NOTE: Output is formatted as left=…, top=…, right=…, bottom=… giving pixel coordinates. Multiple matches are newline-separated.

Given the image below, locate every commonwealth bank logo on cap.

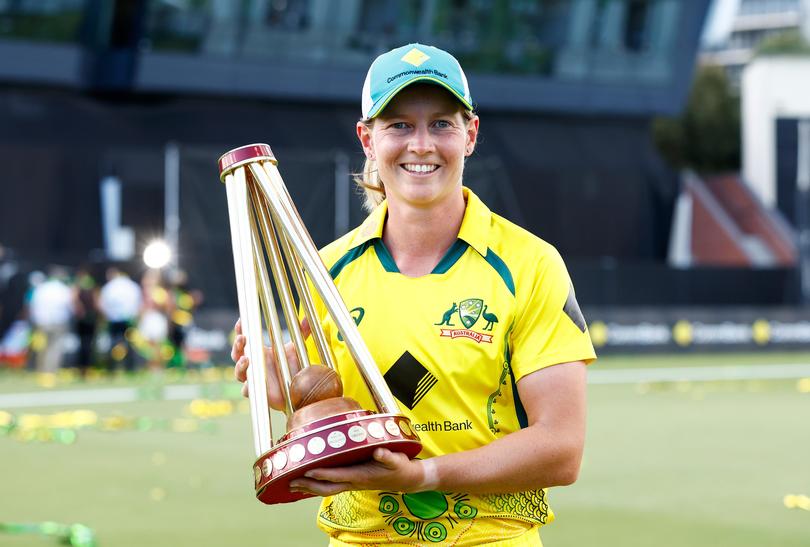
left=361, top=43, right=473, bottom=119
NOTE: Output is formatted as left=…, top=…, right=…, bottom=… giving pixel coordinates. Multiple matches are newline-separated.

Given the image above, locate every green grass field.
left=1, top=354, right=809, bottom=547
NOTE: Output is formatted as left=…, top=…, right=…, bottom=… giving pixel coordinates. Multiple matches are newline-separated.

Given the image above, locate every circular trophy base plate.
left=253, top=412, right=421, bottom=505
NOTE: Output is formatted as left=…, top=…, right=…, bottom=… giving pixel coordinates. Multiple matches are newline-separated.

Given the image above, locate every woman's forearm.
left=420, top=422, right=583, bottom=494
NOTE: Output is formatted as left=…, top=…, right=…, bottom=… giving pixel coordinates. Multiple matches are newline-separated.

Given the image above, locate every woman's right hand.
left=231, top=318, right=310, bottom=411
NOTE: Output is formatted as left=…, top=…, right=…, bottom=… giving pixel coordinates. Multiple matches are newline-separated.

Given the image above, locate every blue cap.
left=361, top=43, right=473, bottom=119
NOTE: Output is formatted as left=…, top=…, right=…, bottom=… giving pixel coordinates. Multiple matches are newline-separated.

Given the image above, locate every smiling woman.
left=232, top=43, right=596, bottom=547
left=355, top=84, right=479, bottom=277
left=355, top=87, right=478, bottom=215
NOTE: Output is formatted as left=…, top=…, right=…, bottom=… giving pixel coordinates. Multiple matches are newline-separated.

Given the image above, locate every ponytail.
left=354, top=120, right=386, bottom=212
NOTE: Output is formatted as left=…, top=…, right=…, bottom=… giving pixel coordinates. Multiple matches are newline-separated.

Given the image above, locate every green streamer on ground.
left=0, top=521, right=96, bottom=546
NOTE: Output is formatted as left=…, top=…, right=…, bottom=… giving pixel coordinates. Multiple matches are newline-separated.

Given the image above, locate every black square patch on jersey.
left=563, top=285, right=587, bottom=333
left=384, top=351, right=437, bottom=410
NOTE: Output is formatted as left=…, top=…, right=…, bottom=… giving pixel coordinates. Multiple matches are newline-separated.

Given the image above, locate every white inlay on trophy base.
left=385, top=419, right=401, bottom=436
left=327, top=430, right=346, bottom=448
left=348, top=425, right=367, bottom=443
left=289, top=444, right=306, bottom=463
left=307, top=436, right=326, bottom=455
left=272, top=451, right=287, bottom=470
left=367, top=421, right=385, bottom=439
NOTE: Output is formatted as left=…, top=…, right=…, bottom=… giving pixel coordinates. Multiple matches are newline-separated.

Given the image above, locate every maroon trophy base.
left=253, top=411, right=422, bottom=504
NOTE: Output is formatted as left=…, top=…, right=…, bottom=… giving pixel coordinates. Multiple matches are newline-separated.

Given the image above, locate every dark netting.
left=178, top=146, right=341, bottom=307
left=0, top=86, right=794, bottom=317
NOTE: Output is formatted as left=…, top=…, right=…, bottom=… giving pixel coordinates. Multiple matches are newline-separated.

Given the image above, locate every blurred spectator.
left=167, top=268, right=203, bottom=368
left=139, top=269, right=170, bottom=370
left=72, top=267, right=99, bottom=378
left=0, top=318, right=30, bottom=368
left=0, top=244, right=26, bottom=367
left=25, top=270, right=46, bottom=310
left=22, top=270, right=45, bottom=370
left=99, top=267, right=141, bottom=373
left=29, top=267, right=73, bottom=374
left=0, top=243, right=18, bottom=332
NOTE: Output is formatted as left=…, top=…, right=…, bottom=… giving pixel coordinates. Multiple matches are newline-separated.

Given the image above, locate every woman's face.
left=357, top=85, right=479, bottom=209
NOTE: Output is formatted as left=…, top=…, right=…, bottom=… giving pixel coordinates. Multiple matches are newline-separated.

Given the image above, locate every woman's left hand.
left=289, top=448, right=426, bottom=496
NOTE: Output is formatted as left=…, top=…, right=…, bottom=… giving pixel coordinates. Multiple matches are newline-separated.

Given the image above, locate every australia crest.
left=435, top=298, right=497, bottom=343
left=458, top=298, right=483, bottom=329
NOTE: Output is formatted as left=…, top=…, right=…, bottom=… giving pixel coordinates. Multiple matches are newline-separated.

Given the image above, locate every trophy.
left=218, top=144, right=421, bottom=504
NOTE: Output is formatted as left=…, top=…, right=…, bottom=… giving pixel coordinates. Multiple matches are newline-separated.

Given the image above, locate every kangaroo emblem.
left=435, top=303, right=458, bottom=326
left=481, top=305, right=499, bottom=331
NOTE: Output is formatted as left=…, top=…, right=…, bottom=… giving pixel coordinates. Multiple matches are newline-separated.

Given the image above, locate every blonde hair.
left=354, top=148, right=385, bottom=212
left=354, top=109, right=477, bottom=212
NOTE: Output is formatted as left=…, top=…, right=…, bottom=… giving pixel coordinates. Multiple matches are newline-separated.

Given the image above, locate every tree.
left=653, top=65, right=740, bottom=174
left=757, top=29, right=810, bottom=55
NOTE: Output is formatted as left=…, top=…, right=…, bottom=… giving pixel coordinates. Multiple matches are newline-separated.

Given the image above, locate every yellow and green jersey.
left=305, top=187, right=596, bottom=546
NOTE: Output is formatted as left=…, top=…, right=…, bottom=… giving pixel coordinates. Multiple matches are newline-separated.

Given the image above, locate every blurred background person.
left=28, top=266, right=73, bottom=376
left=71, top=266, right=99, bottom=379
left=139, top=268, right=170, bottom=371
left=0, top=249, right=31, bottom=369
left=98, top=267, right=141, bottom=373
left=22, top=270, right=46, bottom=371
left=167, top=268, right=203, bottom=369
left=0, top=243, right=18, bottom=331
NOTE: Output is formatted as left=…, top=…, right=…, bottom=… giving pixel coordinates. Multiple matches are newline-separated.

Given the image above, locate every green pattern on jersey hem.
left=432, top=240, right=469, bottom=274
left=376, top=491, right=478, bottom=543
left=483, top=248, right=515, bottom=296
left=319, top=492, right=364, bottom=528
left=329, top=241, right=374, bottom=280
left=480, top=490, right=550, bottom=525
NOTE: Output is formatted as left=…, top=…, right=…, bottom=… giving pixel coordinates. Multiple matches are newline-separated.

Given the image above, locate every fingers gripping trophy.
left=218, top=144, right=422, bottom=504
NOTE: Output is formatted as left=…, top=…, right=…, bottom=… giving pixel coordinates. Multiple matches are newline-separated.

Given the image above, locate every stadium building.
left=8, top=1, right=803, bottom=353
left=701, top=0, right=810, bottom=88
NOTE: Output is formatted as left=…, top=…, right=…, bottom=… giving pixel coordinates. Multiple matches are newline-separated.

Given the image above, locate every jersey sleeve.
left=509, top=245, right=596, bottom=381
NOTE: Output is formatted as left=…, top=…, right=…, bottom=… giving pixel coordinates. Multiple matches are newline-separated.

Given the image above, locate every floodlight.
left=143, top=240, right=172, bottom=269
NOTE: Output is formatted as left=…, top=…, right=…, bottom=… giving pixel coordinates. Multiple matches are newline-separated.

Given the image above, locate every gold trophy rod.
left=250, top=162, right=400, bottom=414
left=247, top=182, right=294, bottom=417
left=270, top=173, right=336, bottom=370
left=281, top=232, right=336, bottom=371
left=224, top=167, right=273, bottom=456
left=250, top=184, right=312, bottom=373
left=268, top=197, right=336, bottom=371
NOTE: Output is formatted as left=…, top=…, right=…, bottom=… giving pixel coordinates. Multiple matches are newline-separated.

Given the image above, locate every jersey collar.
left=348, top=186, right=492, bottom=256
left=456, top=187, right=491, bottom=257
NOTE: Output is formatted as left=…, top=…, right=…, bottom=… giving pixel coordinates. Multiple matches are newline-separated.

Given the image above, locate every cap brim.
left=367, top=76, right=473, bottom=119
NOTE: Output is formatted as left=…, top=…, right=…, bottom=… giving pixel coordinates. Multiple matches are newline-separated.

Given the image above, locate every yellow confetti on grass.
left=36, top=373, right=56, bottom=388
left=150, top=487, right=166, bottom=502
left=784, top=494, right=810, bottom=511
left=187, top=399, right=234, bottom=419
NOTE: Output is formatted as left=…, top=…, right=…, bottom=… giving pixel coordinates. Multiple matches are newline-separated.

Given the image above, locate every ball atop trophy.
left=218, top=144, right=421, bottom=504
